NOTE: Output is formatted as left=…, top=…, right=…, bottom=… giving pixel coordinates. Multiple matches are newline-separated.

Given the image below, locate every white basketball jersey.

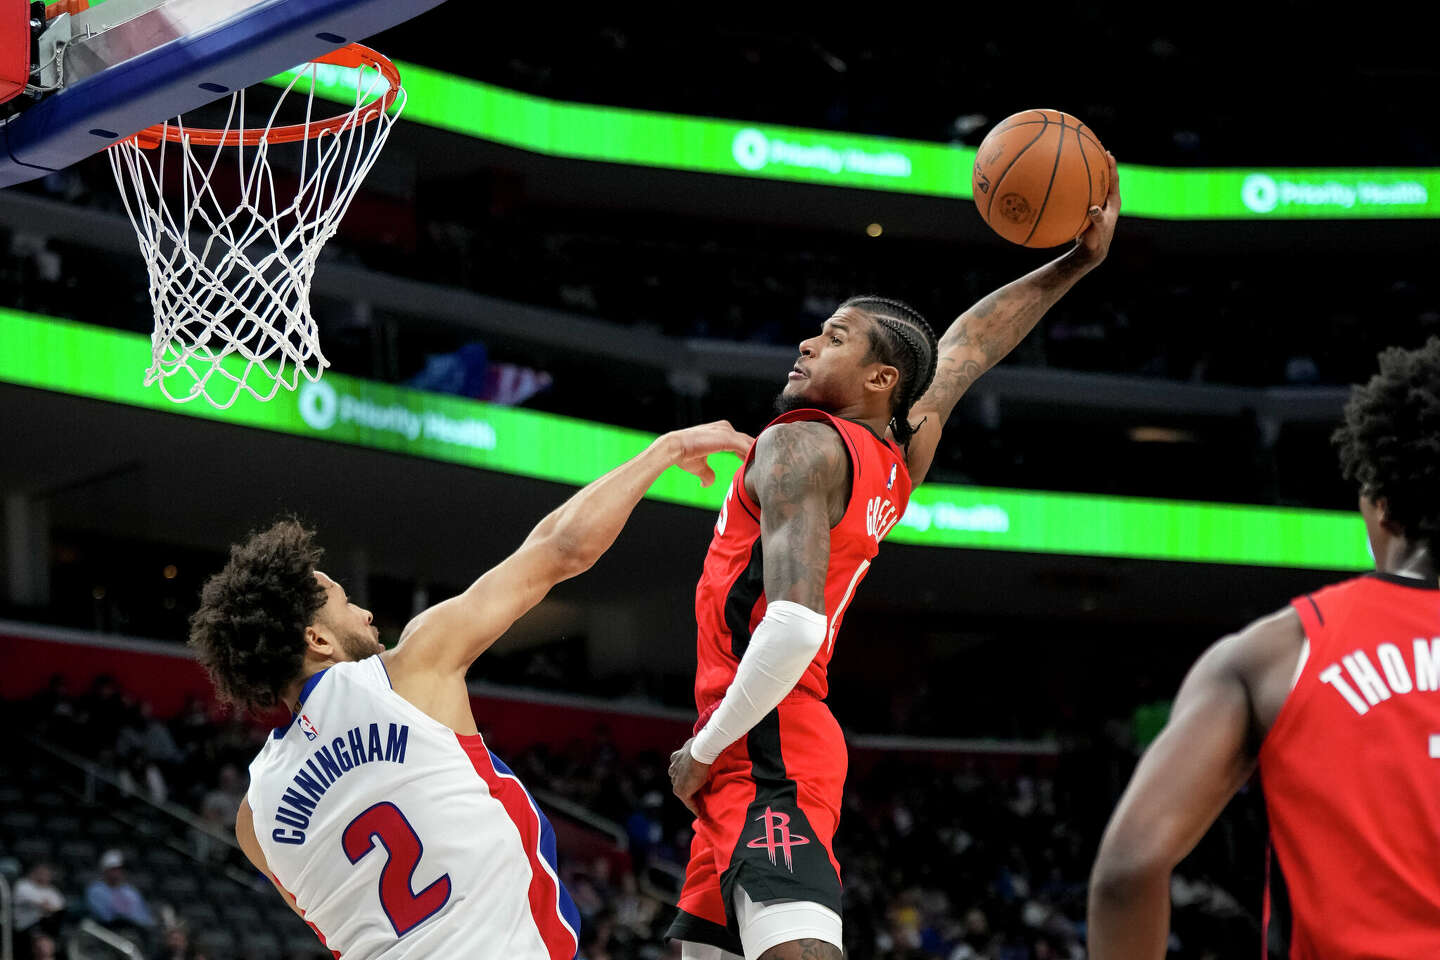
left=247, top=657, right=580, bottom=959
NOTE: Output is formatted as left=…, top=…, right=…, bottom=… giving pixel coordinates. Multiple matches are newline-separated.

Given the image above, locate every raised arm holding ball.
left=666, top=124, right=1120, bottom=960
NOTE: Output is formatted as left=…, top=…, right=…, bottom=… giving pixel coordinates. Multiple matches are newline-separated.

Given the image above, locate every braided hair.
left=1333, top=337, right=1440, bottom=559
left=841, top=296, right=939, bottom=446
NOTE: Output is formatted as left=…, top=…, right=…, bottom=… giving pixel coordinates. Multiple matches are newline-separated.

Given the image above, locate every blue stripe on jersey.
left=271, top=667, right=333, bottom=740
left=488, top=748, right=583, bottom=949
left=272, top=667, right=334, bottom=742
left=297, top=667, right=330, bottom=704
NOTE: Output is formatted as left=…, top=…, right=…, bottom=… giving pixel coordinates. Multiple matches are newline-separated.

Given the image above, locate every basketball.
left=971, top=109, right=1109, bottom=248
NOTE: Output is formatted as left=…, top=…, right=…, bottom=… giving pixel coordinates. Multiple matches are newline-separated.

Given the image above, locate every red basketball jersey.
left=1259, top=573, right=1440, bottom=958
left=693, top=409, right=912, bottom=716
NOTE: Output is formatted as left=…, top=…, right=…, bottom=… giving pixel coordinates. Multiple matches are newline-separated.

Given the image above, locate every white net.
left=108, top=50, right=406, bottom=408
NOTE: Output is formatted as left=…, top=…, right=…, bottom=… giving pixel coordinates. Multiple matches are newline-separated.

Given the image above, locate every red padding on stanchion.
left=0, top=0, right=30, bottom=106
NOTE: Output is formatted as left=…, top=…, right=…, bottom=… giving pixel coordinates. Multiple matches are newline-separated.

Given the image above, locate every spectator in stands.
left=18, top=665, right=1258, bottom=959
left=85, top=850, right=156, bottom=939
left=118, top=751, right=168, bottom=804
left=83, top=675, right=130, bottom=746
left=153, top=923, right=208, bottom=960
left=30, top=674, right=81, bottom=749
left=622, top=790, right=664, bottom=868
left=13, top=861, right=66, bottom=936
left=199, top=763, right=246, bottom=830
left=118, top=701, right=185, bottom=770
left=168, top=695, right=215, bottom=758
left=26, top=931, right=58, bottom=960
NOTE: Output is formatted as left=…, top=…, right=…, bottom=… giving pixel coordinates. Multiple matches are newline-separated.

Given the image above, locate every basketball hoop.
left=108, top=44, right=406, bottom=408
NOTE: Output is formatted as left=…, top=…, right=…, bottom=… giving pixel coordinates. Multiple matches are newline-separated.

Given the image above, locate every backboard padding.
left=0, top=0, right=444, bottom=187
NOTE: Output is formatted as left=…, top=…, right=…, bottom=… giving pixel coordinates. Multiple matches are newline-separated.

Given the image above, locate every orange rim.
left=129, top=44, right=401, bottom=149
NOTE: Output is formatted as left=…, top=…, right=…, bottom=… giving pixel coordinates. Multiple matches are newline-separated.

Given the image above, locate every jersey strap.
left=1291, top=592, right=1327, bottom=644
left=733, top=409, right=862, bottom=519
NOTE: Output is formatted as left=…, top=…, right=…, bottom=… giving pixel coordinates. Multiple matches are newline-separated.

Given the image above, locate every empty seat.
left=219, top=901, right=263, bottom=926
left=241, top=931, right=282, bottom=960
left=58, top=838, right=98, bottom=862
left=60, top=854, right=96, bottom=881
left=268, top=906, right=307, bottom=934
left=87, top=818, right=125, bottom=840
left=0, top=810, right=40, bottom=833
left=286, top=932, right=329, bottom=958
left=195, top=929, right=237, bottom=956
left=158, top=873, right=201, bottom=900
left=145, top=847, right=185, bottom=869
left=181, top=902, right=220, bottom=929
left=42, top=815, right=83, bottom=837
left=12, top=836, right=53, bottom=862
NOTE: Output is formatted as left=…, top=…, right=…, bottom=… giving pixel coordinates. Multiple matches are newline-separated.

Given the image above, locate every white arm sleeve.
left=690, top=600, right=827, bottom=764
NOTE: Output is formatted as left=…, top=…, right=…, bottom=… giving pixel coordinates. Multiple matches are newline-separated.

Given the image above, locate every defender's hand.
left=1073, top=151, right=1121, bottom=268
left=669, top=736, right=713, bottom=817
left=664, top=421, right=755, bottom=488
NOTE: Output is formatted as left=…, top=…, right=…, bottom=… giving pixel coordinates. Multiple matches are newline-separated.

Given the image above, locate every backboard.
left=0, top=0, right=446, bottom=187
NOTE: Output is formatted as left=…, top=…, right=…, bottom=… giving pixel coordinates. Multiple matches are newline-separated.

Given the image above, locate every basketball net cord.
left=109, top=61, right=406, bottom=408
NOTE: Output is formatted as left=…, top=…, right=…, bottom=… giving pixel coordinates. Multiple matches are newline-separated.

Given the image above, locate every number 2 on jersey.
left=342, top=801, right=451, bottom=937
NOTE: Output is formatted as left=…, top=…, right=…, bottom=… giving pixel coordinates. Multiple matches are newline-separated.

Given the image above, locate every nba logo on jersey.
left=298, top=714, right=319, bottom=741
left=887, top=462, right=897, bottom=490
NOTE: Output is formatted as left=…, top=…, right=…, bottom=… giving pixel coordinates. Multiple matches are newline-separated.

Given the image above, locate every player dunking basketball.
left=186, top=421, right=752, bottom=959
left=666, top=154, right=1121, bottom=960
left=1088, top=338, right=1440, bottom=958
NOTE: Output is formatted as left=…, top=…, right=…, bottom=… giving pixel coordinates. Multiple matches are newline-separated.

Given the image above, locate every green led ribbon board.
left=271, top=61, right=1440, bottom=220
left=36, top=0, right=1440, bottom=219
left=0, top=309, right=1370, bottom=570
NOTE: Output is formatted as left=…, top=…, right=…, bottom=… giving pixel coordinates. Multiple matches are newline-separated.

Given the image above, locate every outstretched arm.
left=236, top=801, right=309, bottom=924
left=1087, top=607, right=1304, bottom=959
left=905, top=153, right=1120, bottom=486
left=669, top=421, right=848, bottom=813
left=392, top=421, right=752, bottom=678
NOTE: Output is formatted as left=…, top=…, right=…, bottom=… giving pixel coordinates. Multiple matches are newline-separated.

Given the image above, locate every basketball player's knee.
left=756, top=939, right=842, bottom=960
left=733, top=886, right=843, bottom=960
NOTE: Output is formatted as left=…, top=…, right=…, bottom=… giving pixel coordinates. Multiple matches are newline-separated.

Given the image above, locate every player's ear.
left=866, top=362, right=898, bottom=395
left=303, top=623, right=335, bottom=658
left=1374, top=496, right=1402, bottom=533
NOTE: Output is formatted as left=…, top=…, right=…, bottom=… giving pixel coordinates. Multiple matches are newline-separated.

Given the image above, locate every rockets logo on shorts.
left=745, top=806, right=810, bottom=872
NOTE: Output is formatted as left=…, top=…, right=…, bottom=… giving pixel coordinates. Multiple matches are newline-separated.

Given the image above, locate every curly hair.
left=188, top=520, right=328, bottom=712
left=1333, top=337, right=1440, bottom=558
left=841, top=295, right=939, bottom=447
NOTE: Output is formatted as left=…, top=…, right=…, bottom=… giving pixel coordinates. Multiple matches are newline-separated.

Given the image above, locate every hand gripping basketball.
left=972, top=109, right=1112, bottom=249
left=1073, top=151, right=1121, bottom=267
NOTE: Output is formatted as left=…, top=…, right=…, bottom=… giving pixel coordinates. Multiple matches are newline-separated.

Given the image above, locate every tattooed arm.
left=669, top=421, right=848, bottom=812
left=747, top=420, right=850, bottom=607
left=904, top=152, right=1122, bottom=486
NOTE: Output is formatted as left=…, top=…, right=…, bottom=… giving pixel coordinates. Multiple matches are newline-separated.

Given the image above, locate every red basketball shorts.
left=666, top=698, right=847, bottom=954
